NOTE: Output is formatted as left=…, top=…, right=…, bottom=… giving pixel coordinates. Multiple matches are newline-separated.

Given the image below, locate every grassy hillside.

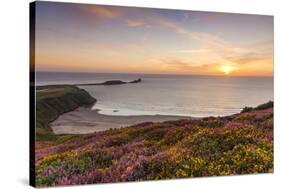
left=35, top=102, right=273, bottom=187
left=36, top=85, right=96, bottom=140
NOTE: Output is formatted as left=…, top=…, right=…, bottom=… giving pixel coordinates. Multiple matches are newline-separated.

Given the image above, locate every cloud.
left=78, top=5, right=273, bottom=75
left=152, top=18, right=188, bottom=34
left=80, top=5, right=272, bottom=63
left=178, top=48, right=211, bottom=54
left=80, top=5, right=122, bottom=19
left=127, top=19, right=146, bottom=27
left=160, top=58, right=194, bottom=69
left=222, top=40, right=273, bottom=66
left=225, top=52, right=271, bottom=65
left=125, top=15, right=244, bottom=58
left=247, top=40, right=273, bottom=53
left=79, top=5, right=237, bottom=57
left=147, top=56, right=219, bottom=75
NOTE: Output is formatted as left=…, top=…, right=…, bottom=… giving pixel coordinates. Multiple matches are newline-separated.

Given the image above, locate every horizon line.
left=35, top=70, right=273, bottom=78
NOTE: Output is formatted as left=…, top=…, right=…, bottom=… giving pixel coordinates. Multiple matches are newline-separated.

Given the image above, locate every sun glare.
left=220, top=65, right=235, bottom=75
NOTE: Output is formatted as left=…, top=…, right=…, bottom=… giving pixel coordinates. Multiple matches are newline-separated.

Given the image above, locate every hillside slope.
left=35, top=102, right=273, bottom=187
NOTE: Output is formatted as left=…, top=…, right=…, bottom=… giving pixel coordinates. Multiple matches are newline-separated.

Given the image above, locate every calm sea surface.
left=36, top=72, right=273, bottom=117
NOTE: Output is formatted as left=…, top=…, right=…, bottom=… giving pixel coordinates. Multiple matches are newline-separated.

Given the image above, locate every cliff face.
left=35, top=85, right=96, bottom=140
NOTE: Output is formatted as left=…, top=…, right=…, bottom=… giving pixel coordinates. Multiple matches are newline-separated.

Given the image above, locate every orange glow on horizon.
left=219, top=64, right=236, bottom=75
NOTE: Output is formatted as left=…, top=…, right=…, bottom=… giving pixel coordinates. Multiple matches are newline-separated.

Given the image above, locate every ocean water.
left=36, top=72, right=273, bottom=117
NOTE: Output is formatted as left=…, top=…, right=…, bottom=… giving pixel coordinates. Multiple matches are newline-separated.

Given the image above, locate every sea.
left=36, top=72, right=273, bottom=117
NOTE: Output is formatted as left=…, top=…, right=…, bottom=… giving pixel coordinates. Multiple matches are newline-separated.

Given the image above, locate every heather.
left=35, top=103, right=273, bottom=187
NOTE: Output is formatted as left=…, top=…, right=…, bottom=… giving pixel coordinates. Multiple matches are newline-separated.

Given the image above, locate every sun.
left=220, top=65, right=235, bottom=75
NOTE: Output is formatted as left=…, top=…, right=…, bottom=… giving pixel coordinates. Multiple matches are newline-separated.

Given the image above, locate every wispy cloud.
left=80, top=5, right=122, bottom=19
left=76, top=4, right=272, bottom=76
left=178, top=48, right=211, bottom=54
left=80, top=4, right=233, bottom=54
left=127, top=19, right=146, bottom=27
left=147, top=56, right=220, bottom=75
left=123, top=14, right=246, bottom=59
left=225, top=52, right=272, bottom=65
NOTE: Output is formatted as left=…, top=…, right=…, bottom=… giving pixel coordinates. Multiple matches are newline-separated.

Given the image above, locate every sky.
left=35, top=1, right=273, bottom=76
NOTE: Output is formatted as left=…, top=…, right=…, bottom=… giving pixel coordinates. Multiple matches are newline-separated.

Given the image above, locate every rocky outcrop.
left=129, top=78, right=142, bottom=84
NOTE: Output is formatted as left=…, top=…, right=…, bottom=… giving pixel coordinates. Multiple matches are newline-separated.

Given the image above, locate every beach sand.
left=51, top=107, right=190, bottom=134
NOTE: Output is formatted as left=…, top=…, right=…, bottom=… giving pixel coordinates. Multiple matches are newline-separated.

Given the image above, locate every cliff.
left=36, top=85, right=96, bottom=140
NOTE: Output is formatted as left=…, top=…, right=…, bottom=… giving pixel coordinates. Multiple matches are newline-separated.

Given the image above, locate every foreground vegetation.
left=35, top=101, right=273, bottom=187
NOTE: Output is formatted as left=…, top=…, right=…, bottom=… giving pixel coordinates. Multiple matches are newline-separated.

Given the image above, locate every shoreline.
left=36, top=84, right=273, bottom=136
left=51, top=107, right=192, bottom=134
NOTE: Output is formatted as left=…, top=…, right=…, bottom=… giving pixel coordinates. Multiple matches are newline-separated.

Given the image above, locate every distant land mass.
left=76, top=78, right=142, bottom=86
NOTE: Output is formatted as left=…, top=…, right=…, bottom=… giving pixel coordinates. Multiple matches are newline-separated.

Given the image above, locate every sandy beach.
left=51, top=107, right=191, bottom=134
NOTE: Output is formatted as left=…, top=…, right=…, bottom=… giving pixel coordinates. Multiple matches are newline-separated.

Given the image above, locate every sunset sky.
left=35, top=1, right=273, bottom=76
